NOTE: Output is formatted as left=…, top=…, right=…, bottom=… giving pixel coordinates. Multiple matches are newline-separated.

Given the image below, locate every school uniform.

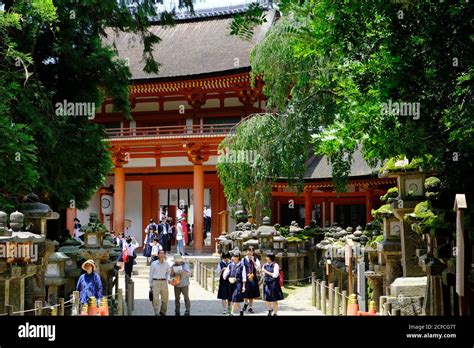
left=158, top=222, right=171, bottom=252
left=223, top=260, right=246, bottom=303
left=123, top=240, right=139, bottom=278
left=263, top=262, right=284, bottom=302
left=242, top=256, right=261, bottom=299
left=150, top=243, right=163, bottom=262
left=143, top=232, right=158, bottom=257
left=216, top=260, right=232, bottom=301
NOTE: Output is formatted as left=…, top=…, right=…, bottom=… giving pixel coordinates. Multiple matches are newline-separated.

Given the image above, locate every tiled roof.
left=104, top=10, right=276, bottom=80
left=304, top=148, right=380, bottom=180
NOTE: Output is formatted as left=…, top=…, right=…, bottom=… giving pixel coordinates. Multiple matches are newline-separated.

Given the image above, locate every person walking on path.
left=242, top=246, right=261, bottom=314
left=150, top=237, right=163, bottom=262
left=216, top=251, right=232, bottom=314
left=223, top=250, right=246, bottom=316
left=149, top=250, right=170, bottom=316
left=170, top=254, right=191, bottom=316
left=261, top=253, right=284, bottom=316
left=158, top=216, right=171, bottom=253
left=180, top=213, right=189, bottom=249
left=123, top=236, right=139, bottom=280
left=143, top=225, right=158, bottom=264
left=175, top=219, right=186, bottom=255
left=76, top=260, right=103, bottom=305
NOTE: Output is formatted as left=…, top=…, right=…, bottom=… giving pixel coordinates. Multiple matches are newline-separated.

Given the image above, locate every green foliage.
left=0, top=0, right=192, bottom=212
left=380, top=187, right=399, bottom=203
left=405, top=201, right=451, bottom=235
left=380, top=156, right=426, bottom=173
left=229, top=3, right=267, bottom=41
left=368, top=235, right=384, bottom=249
left=238, top=1, right=473, bottom=198
left=371, top=204, right=394, bottom=220
left=217, top=114, right=306, bottom=225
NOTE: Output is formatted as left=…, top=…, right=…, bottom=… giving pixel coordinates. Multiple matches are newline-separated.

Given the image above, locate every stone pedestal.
left=287, top=255, right=298, bottom=286
left=0, top=280, right=10, bottom=314
left=384, top=253, right=403, bottom=295
left=380, top=295, right=424, bottom=316
left=390, top=276, right=427, bottom=297
left=365, top=272, right=383, bottom=312
left=297, top=253, right=306, bottom=281
left=399, top=220, right=425, bottom=276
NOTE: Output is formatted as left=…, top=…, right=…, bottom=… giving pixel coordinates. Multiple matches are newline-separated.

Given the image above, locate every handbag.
left=170, top=275, right=181, bottom=286
left=122, top=248, right=129, bottom=263
left=149, top=288, right=153, bottom=302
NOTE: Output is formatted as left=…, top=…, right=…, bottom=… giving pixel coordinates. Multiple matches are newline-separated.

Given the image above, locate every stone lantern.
left=0, top=210, right=45, bottom=315
left=45, top=252, right=71, bottom=305
left=84, top=231, right=104, bottom=248
left=0, top=211, right=11, bottom=237
left=273, top=235, right=286, bottom=251
left=9, top=211, right=23, bottom=232
left=46, top=252, right=70, bottom=278
left=255, top=217, right=277, bottom=251
left=81, top=213, right=106, bottom=249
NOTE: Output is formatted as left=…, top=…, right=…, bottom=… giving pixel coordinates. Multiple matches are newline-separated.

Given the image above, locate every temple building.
left=72, top=1, right=393, bottom=253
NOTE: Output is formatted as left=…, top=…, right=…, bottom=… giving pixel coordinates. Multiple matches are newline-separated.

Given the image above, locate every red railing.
left=105, top=123, right=236, bottom=138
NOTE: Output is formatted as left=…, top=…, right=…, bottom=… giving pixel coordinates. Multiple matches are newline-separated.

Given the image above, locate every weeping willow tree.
left=217, top=114, right=307, bottom=226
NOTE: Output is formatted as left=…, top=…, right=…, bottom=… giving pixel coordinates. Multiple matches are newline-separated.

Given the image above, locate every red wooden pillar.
left=304, top=189, right=312, bottom=227
left=365, top=188, right=374, bottom=224
left=193, top=163, right=204, bottom=253
left=142, top=179, right=152, bottom=244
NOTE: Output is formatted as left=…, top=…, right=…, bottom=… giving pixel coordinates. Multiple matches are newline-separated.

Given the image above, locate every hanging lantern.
left=101, top=194, right=113, bottom=215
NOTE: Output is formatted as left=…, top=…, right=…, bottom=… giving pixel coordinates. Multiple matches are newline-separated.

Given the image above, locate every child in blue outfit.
left=223, top=250, right=247, bottom=316
left=261, top=253, right=284, bottom=316
left=216, top=251, right=232, bottom=314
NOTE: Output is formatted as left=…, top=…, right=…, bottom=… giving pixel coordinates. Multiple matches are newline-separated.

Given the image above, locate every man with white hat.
left=170, top=254, right=191, bottom=316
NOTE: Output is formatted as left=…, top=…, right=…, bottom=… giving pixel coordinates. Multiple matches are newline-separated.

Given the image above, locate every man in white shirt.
left=149, top=250, right=170, bottom=316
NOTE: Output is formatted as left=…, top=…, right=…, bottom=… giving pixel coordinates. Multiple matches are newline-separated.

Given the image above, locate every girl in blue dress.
left=242, top=246, right=261, bottom=314
left=261, top=253, right=284, bottom=316
left=143, top=225, right=158, bottom=259
left=76, top=259, right=103, bottom=305
left=223, top=250, right=247, bottom=316
left=216, top=251, right=232, bottom=314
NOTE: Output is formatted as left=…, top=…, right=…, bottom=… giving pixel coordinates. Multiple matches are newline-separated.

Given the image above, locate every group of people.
left=75, top=226, right=284, bottom=316
left=143, top=216, right=190, bottom=263
left=149, top=251, right=191, bottom=316
left=217, top=246, right=284, bottom=316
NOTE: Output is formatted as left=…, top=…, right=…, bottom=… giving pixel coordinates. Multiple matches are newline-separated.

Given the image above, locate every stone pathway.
left=119, top=257, right=322, bottom=316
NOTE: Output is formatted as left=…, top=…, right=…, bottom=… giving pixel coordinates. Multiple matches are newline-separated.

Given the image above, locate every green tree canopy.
left=0, top=0, right=193, bottom=212
left=233, top=0, right=473, bottom=201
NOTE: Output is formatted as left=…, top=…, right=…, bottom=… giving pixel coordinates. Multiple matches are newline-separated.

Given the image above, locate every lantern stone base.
left=380, top=295, right=424, bottom=316
left=390, top=276, right=427, bottom=297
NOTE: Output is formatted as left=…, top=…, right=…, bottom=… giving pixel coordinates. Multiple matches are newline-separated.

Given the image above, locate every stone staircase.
left=133, top=256, right=150, bottom=279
